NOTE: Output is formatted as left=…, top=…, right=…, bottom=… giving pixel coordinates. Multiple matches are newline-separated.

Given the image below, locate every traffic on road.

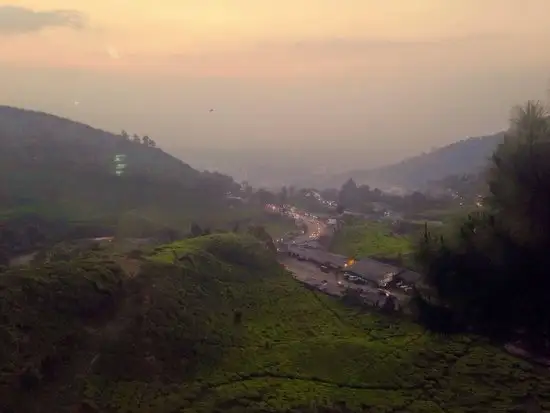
left=272, top=204, right=418, bottom=310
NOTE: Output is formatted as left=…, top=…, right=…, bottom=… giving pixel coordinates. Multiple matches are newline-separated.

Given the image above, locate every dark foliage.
left=415, top=101, right=550, bottom=352
left=0, top=256, right=125, bottom=409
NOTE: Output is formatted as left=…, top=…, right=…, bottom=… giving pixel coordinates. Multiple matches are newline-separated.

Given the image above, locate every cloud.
left=0, top=5, right=87, bottom=35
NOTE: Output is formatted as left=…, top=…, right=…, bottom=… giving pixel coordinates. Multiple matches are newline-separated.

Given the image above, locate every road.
left=276, top=206, right=412, bottom=309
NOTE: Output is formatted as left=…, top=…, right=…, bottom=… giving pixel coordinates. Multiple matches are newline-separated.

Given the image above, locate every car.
left=320, top=265, right=330, bottom=273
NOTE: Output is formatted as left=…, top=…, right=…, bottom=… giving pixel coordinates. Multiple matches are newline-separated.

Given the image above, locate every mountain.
left=325, top=132, right=505, bottom=190
left=2, top=233, right=549, bottom=412
left=0, top=106, right=239, bottom=252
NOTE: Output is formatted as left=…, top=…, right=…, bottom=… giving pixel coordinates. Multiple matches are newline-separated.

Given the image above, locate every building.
left=344, top=259, right=401, bottom=287
left=287, top=246, right=348, bottom=268
left=395, top=270, right=422, bottom=286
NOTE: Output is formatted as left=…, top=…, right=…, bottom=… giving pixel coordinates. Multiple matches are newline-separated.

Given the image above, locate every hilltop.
left=0, top=106, right=247, bottom=257
left=2, top=233, right=550, bottom=412
left=0, top=106, right=204, bottom=185
left=325, top=132, right=504, bottom=190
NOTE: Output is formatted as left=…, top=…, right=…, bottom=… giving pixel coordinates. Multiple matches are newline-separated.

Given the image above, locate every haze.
left=2, top=0, right=550, bottom=185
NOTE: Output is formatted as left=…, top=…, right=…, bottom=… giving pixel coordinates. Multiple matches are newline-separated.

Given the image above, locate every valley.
left=2, top=98, right=550, bottom=413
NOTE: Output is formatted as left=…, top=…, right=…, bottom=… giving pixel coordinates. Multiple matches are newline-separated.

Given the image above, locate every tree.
left=132, top=134, right=141, bottom=144
left=190, top=222, right=203, bottom=238
left=247, top=225, right=276, bottom=254
left=487, top=100, right=550, bottom=246
left=120, top=130, right=130, bottom=140
left=416, top=99, right=550, bottom=351
left=140, top=135, right=157, bottom=147
left=288, top=186, right=296, bottom=199
left=254, top=189, right=276, bottom=206
left=279, top=186, right=288, bottom=205
left=241, top=181, right=253, bottom=198
left=338, top=178, right=357, bottom=205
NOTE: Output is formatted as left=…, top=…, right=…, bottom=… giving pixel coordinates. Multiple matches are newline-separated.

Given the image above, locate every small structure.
left=287, top=246, right=348, bottom=269
left=344, top=259, right=401, bottom=287
left=396, top=270, right=422, bottom=285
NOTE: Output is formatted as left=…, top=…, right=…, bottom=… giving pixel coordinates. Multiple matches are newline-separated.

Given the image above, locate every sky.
left=2, top=0, right=550, bottom=179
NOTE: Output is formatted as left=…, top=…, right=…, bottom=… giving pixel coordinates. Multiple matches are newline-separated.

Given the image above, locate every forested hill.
left=0, top=106, right=239, bottom=251
left=328, top=132, right=504, bottom=190
left=0, top=105, right=204, bottom=184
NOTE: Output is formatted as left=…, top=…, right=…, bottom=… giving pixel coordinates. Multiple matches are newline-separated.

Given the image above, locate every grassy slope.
left=330, top=222, right=413, bottom=261
left=260, top=215, right=297, bottom=239
left=2, top=234, right=550, bottom=412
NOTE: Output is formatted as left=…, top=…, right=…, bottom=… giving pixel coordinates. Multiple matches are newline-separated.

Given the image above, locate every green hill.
left=2, top=233, right=550, bottom=412
left=0, top=106, right=249, bottom=261
left=0, top=106, right=237, bottom=218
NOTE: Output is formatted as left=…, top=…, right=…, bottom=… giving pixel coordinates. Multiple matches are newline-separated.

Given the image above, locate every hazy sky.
left=2, top=0, right=550, bottom=172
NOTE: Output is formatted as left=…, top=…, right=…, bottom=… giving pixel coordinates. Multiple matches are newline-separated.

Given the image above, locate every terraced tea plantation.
left=3, top=234, right=550, bottom=412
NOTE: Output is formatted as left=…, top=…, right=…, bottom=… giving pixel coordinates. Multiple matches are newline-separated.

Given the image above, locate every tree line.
left=120, top=130, right=157, bottom=147
left=414, top=100, right=550, bottom=353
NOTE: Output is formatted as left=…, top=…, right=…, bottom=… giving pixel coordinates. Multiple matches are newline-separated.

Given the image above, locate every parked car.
left=320, top=265, right=330, bottom=273
left=343, top=272, right=354, bottom=280
left=351, top=277, right=366, bottom=285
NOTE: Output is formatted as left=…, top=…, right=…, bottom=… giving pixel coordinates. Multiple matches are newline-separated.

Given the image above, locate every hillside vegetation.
left=0, top=106, right=266, bottom=262
left=0, top=106, right=236, bottom=220
left=330, top=221, right=413, bottom=262
left=2, top=233, right=550, bottom=412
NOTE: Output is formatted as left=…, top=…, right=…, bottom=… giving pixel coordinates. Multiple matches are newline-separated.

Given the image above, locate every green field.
left=407, top=206, right=477, bottom=224
left=330, top=221, right=414, bottom=262
left=4, top=234, right=550, bottom=412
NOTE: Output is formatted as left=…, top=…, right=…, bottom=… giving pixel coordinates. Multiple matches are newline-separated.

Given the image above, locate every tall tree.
left=416, top=99, right=550, bottom=350
left=338, top=178, right=358, bottom=207
left=247, top=225, right=276, bottom=254
left=279, top=186, right=288, bottom=205
left=190, top=222, right=203, bottom=238
left=487, top=100, right=550, bottom=246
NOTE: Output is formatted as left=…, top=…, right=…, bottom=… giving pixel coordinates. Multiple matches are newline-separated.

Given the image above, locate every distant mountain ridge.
left=326, top=132, right=505, bottom=190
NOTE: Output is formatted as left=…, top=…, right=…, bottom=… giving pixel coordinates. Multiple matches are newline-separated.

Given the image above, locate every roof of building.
left=346, top=259, right=400, bottom=285
left=287, top=246, right=348, bottom=267
left=396, top=270, right=422, bottom=284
